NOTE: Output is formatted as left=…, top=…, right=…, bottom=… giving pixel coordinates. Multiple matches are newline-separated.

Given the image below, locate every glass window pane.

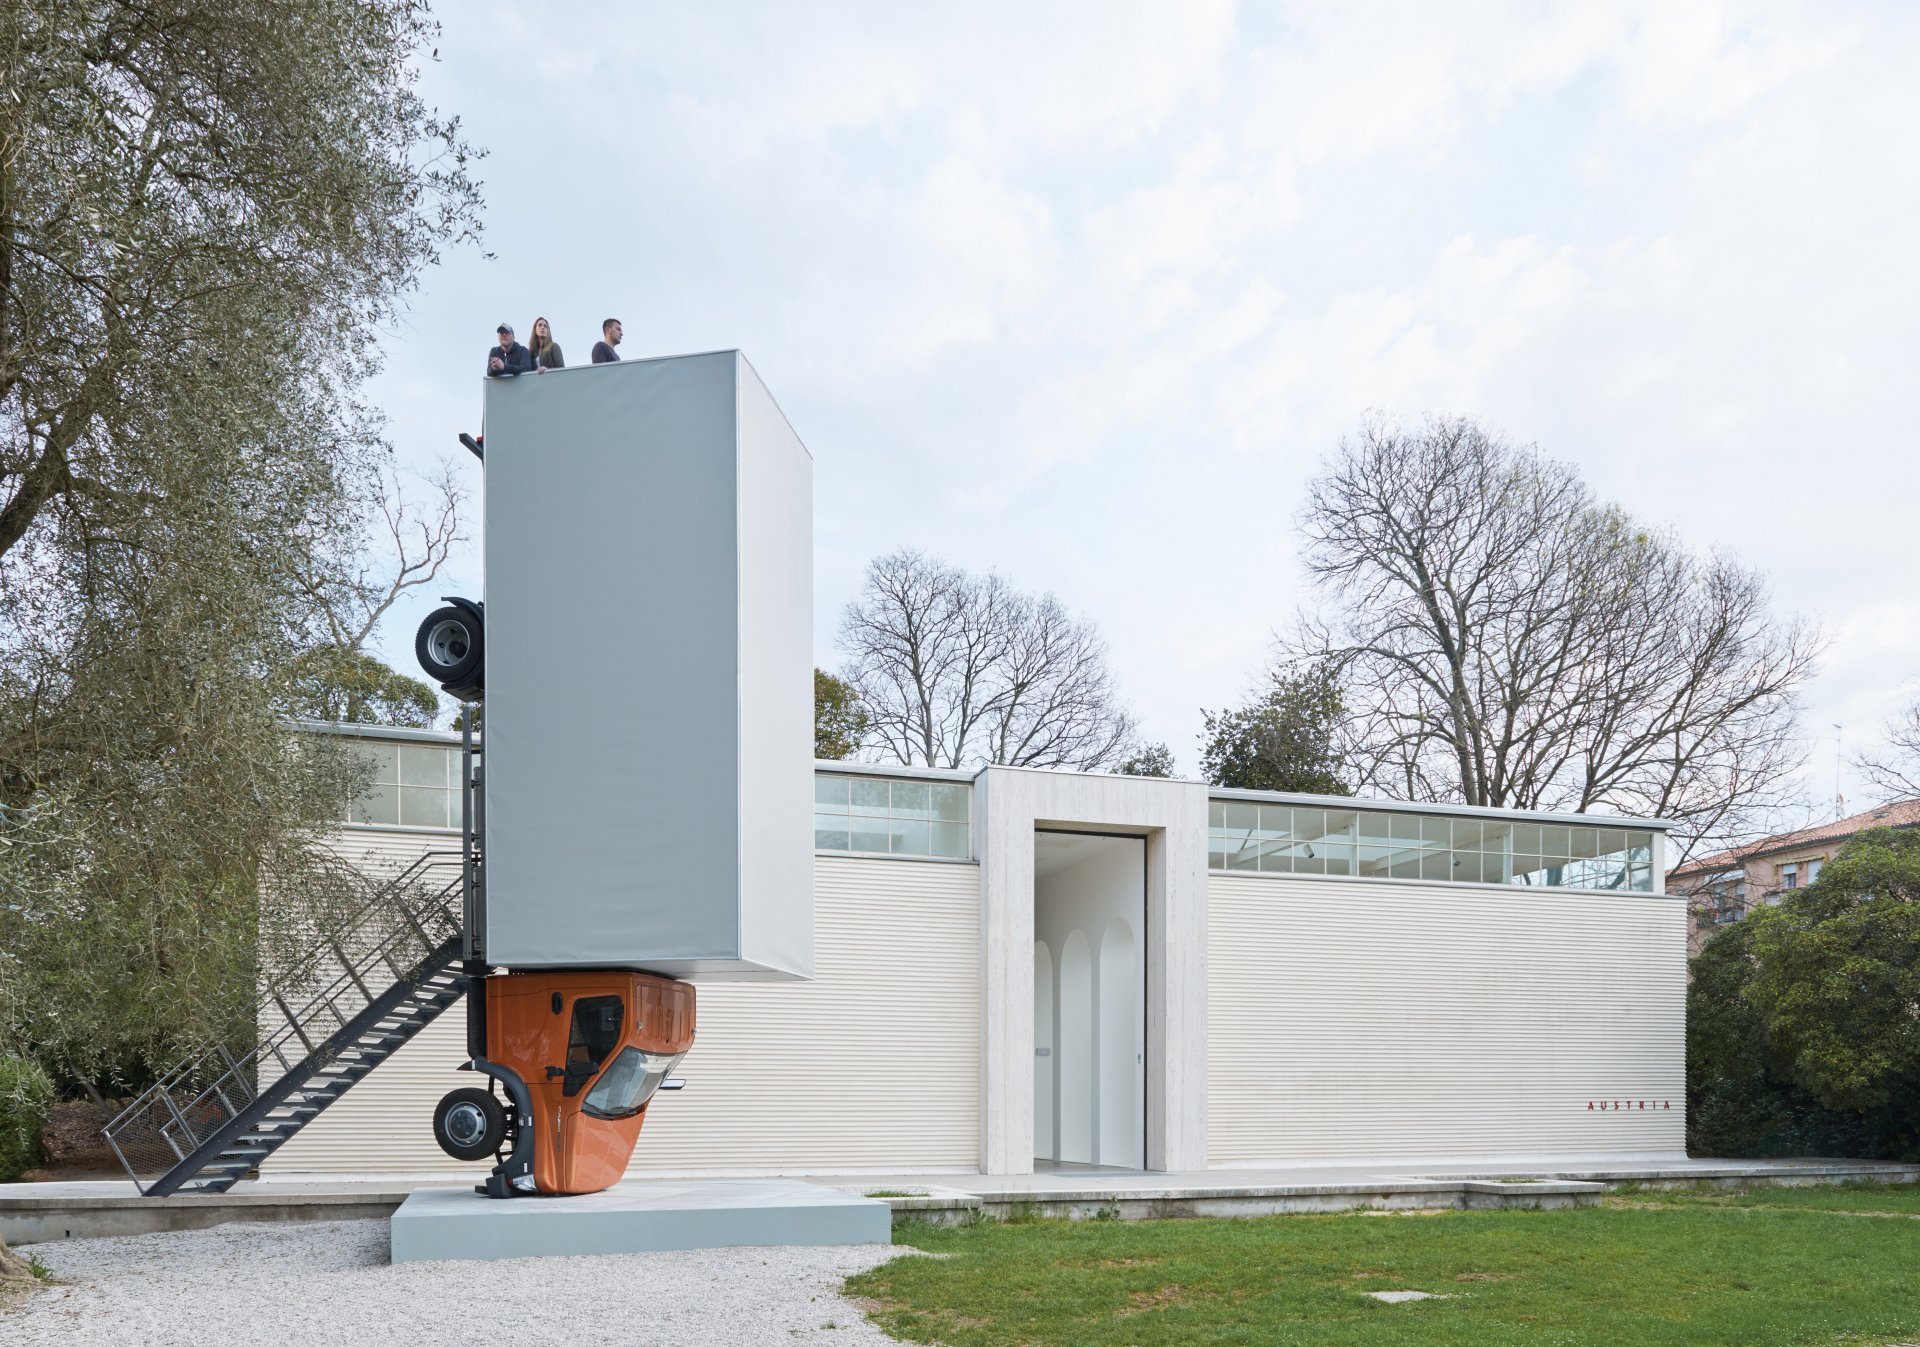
left=399, top=786, right=449, bottom=829
left=399, top=745, right=448, bottom=788
left=1626, top=831, right=1654, bottom=863
left=1480, top=852, right=1509, bottom=884
left=890, top=781, right=932, bottom=820
left=1420, top=851, right=1451, bottom=881
left=1630, top=863, right=1653, bottom=892
left=1259, top=846, right=1293, bottom=874
left=1539, top=825, right=1570, bottom=856
left=815, top=774, right=850, bottom=809
left=930, top=822, right=969, bottom=858
left=1294, top=854, right=1326, bottom=876
left=1221, top=803, right=1258, bottom=832
left=1322, top=844, right=1353, bottom=877
left=1420, top=816, right=1450, bottom=846
left=1512, top=823, right=1542, bottom=854
left=931, top=784, right=969, bottom=822
left=1292, top=808, right=1325, bottom=841
left=1256, top=805, right=1293, bottom=838
left=568, top=995, right=624, bottom=1068
left=1356, top=813, right=1392, bottom=846
left=1390, top=814, right=1424, bottom=843
left=1208, top=836, right=1228, bottom=870
left=1390, top=853, right=1421, bottom=880
left=1452, top=852, right=1483, bottom=884
left=850, top=819, right=890, bottom=853
left=1568, top=827, right=1600, bottom=859
left=349, top=784, right=399, bottom=826
left=358, top=741, right=398, bottom=785
left=1596, top=828, right=1627, bottom=857
left=1226, top=837, right=1261, bottom=871
left=1208, top=800, right=1226, bottom=828
left=889, top=818, right=931, bottom=855
left=850, top=778, right=889, bottom=815
left=814, top=823, right=850, bottom=851
left=1357, top=844, right=1392, bottom=877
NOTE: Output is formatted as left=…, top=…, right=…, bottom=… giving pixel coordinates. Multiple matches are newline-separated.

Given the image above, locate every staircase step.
left=129, top=928, right=465, bottom=1197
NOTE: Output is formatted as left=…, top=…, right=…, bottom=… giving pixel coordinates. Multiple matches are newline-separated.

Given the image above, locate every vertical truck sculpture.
left=415, top=351, right=814, bottom=1196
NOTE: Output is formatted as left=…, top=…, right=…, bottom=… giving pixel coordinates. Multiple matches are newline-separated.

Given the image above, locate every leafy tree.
left=840, top=549, right=1137, bottom=769
left=1286, top=416, right=1818, bottom=865
left=1115, top=742, right=1176, bottom=778
left=814, top=668, right=867, bottom=760
left=0, top=2, right=482, bottom=1095
left=281, top=646, right=440, bottom=728
left=1200, top=666, right=1350, bottom=794
left=1685, top=918, right=1867, bottom=1158
left=1747, top=828, right=1920, bottom=1135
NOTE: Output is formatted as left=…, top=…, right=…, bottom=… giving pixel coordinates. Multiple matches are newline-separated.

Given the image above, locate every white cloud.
left=371, top=1, right=1920, bottom=795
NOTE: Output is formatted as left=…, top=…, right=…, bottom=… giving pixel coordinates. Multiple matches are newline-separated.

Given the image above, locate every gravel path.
left=1, top=1219, right=905, bottom=1346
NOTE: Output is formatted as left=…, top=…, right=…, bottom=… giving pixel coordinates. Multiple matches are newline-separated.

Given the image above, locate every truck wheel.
left=434, top=1087, right=506, bottom=1162
left=416, top=605, right=483, bottom=688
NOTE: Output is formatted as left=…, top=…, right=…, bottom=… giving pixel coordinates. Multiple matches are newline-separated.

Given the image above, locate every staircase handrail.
left=258, top=849, right=463, bottom=999
left=102, top=851, right=465, bottom=1175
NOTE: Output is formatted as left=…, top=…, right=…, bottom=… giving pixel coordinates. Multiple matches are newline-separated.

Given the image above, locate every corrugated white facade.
left=267, top=853, right=980, bottom=1175
left=1206, top=872, right=1687, bottom=1162
left=268, top=738, right=1685, bottom=1176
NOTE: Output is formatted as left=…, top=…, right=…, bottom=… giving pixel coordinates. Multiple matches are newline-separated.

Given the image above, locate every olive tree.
left=0, top=2, right=483, bottom=1093
left=1284, top=416, right=1820, bottom=865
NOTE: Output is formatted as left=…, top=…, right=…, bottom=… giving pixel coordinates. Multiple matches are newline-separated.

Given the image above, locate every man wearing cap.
left=486, top=323, right=533, bottom=378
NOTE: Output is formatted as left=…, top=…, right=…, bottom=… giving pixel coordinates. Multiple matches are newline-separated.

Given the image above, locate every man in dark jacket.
left=487, top=323, right=533, bottom=377
left=591, top=317, right=623, bottom=363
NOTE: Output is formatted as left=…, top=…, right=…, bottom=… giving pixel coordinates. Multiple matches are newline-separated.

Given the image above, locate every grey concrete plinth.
left=388, top=1179, right=890, bottom=1264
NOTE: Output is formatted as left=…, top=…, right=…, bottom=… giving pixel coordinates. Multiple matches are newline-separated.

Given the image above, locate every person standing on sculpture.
left=591, top=318, right=623, bottom=364
left=487, top=323, right=533, bottom=377
left=528, top=316, right=564, bottom=371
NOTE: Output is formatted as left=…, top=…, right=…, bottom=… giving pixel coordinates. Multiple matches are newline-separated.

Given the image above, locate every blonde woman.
left=528, top=315, right=564, bottom=371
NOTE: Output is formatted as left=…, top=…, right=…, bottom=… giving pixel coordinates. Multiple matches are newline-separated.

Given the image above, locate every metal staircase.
left=102, top=851, right=468, bottom=1195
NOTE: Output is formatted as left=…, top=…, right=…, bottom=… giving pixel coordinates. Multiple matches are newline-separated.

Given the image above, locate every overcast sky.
left=367, top=0, right=1920, bottom=818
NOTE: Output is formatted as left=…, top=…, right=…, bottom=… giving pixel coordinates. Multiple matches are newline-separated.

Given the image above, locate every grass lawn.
left=847, top=1182, right=1920, bottom=1346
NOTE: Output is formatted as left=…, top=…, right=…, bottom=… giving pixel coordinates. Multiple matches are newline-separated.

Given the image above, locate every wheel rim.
left=426, top=618, right=472, bottom=669
left=444, top=1101, right=488, bottom=1148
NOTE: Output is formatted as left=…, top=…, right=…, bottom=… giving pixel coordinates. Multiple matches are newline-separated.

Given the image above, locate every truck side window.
left=567, top=995, right=624, bottom=1069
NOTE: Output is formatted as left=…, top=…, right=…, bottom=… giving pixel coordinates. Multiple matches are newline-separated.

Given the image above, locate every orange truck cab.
left=432, top=970, right=694, bottom=1196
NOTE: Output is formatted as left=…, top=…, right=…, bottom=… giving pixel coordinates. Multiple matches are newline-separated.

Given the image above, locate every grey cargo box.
left=479, top=350, right=813, bottom=980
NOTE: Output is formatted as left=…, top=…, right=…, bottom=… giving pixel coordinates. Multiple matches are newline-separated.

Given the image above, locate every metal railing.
left=102, top=851, right=466, bottom=1192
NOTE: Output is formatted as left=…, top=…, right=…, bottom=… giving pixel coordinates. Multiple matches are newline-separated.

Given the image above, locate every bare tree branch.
left=293, top=458, right=467, bottom=655
left=1283, top=415, right=1822, bottom=864
left=1855, top=692, right=1920, bottom=802
left=839, top=549, right=1137, bottom=770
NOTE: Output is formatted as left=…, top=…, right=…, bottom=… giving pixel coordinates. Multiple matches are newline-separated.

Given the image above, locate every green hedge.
left=0, top=1056, right=54, bottom=1181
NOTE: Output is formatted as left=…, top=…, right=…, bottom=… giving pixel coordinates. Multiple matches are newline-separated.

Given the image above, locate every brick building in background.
left=1671, top=800, right=1920, bottom=955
